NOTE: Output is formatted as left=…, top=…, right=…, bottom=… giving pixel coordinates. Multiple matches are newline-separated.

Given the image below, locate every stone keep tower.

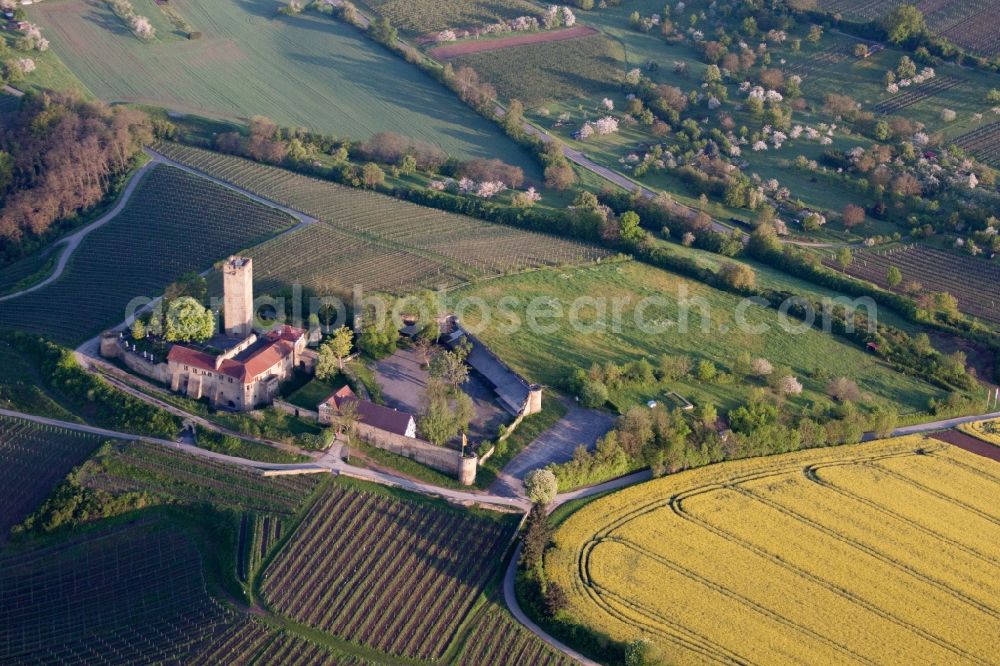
left=223, top=256, right=254, bottom=337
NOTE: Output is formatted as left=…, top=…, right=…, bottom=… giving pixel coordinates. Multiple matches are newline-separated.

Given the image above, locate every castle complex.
left=164, top=257, right=308, bottom=411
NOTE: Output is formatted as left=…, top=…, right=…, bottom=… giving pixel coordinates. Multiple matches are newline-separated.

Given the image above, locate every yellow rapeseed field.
left=547, top=436, right=1000, bottom=665
left=958, top=418, right=1000, bottom=447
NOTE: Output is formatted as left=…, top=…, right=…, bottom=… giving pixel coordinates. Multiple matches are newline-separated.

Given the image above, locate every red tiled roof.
left=322, top=386, right=414, bottom=437
left=240, top=340, right=294, bottom=380
left=167, top=338, right=294, bottom=384
left=265, top=325, right=306, bottom=343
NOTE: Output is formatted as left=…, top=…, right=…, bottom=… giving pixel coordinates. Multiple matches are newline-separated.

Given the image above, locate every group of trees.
left=106, top=0, right=156, bottom=41
left=315, top=325, right=355, bottom=378
left=0, top=93, right=153, bottom=259
left=549, top=381, right=903, bottom=492
left=131, top=273, right=215, bottom=344
left=0, top=34, right=39, bottom=88
left=418, top=344, right=474, bottom=446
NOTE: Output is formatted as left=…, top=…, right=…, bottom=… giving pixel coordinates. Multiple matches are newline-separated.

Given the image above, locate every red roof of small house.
left=264, top=325, right=306, bottom=344
left=322, top=386, right=414, bottom=437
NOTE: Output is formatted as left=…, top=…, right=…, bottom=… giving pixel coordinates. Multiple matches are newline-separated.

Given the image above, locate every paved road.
left=0, top=160, right=157, bottom=303
left=0, top=407, right=324, bottom=472
left=863, top=410, right=1000, bottom=441
left=503, top=543, right=602, bottom=666
left=325, top=441, right=529, bottom=510
left=0, top=406, right=529, bottom=510
left=491, top=400, right=615, bottom=498
left=511, top=107, right=847, bottom=248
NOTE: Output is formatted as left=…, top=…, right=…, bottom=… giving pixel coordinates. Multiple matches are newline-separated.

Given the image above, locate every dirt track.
left=429, top=26, right=597, bottom=59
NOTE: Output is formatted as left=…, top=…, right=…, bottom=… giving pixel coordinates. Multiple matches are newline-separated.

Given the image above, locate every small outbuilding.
left=318, top=385, right=417, bottom=439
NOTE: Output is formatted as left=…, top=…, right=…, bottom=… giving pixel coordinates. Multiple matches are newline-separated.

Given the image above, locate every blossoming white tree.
left=751, top=358, right=773, bottom=377
left=593, top=116, right=619, bottom=135
left=778, top=375, right=803, bottom=395
left=475, top=180, right=507, bottom=198
left=132, top=15, right=155, bottom=40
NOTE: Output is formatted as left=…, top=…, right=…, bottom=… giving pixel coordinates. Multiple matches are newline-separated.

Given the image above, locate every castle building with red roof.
left=165, top=257, right=308, bottom=410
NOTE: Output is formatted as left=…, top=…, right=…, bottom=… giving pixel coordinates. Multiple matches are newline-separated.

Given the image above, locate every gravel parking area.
left=374, top=347, right=509, bottom=444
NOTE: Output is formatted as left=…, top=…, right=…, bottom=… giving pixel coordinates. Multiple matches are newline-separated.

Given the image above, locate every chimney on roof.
left=223, top=256, right=253, bottom=338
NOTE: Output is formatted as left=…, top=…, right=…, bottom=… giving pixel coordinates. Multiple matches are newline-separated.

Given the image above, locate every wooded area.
left=0, top=92, right=151, bottom=259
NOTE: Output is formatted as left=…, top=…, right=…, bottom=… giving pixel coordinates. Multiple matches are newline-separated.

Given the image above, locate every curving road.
left=0, top=160, right=158, bottom=303
left=503, top=543, right=602, bottom=666
left=0, top=149, right=317, bottom=306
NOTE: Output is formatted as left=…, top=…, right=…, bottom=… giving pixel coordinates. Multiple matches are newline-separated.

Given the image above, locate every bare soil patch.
left=429, top=25, right=597, bottom=59
left=930, top=429, right=1000, bottom=462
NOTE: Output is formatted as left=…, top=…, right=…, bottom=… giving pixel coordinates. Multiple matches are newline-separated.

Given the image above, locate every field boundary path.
left=929, top=429, right=1000, bottom=461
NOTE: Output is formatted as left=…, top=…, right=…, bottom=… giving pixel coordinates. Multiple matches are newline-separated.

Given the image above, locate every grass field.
left=27, top=0, right=536, bottom=168
left=0, top=164, right=295, bottom=344
left=0, top=517, right=240, bottom=664
left=648, top=239, right=919, bottom=331
left=450, top=34, right=625, bottom=105
left=449, top=261, right=943, bottom=413
left=0, top=416, right=104, bottom=543
left=358, top=0, right=542, bottom=36
left=260, top=480, right=518, bottom=660
left=155, top=143, right=612, bottom=296
left=0, top=341, right=81, bottom=420
left=547, top=436, right=1000, bottom=665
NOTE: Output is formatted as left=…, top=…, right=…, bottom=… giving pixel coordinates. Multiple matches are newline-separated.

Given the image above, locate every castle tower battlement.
left=223, top=256, right=253, bottom=337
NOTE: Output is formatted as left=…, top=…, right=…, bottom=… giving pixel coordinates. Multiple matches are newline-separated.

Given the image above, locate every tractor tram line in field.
left=862, top=459, right=1000, bottom=527
left=665, top=466, right=990, bottom=665
left=804, top=461, right=999, bottom=567
left=728, top=480, right=1000, bottom=623
left=554, top=441, right=1000, bottom=665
